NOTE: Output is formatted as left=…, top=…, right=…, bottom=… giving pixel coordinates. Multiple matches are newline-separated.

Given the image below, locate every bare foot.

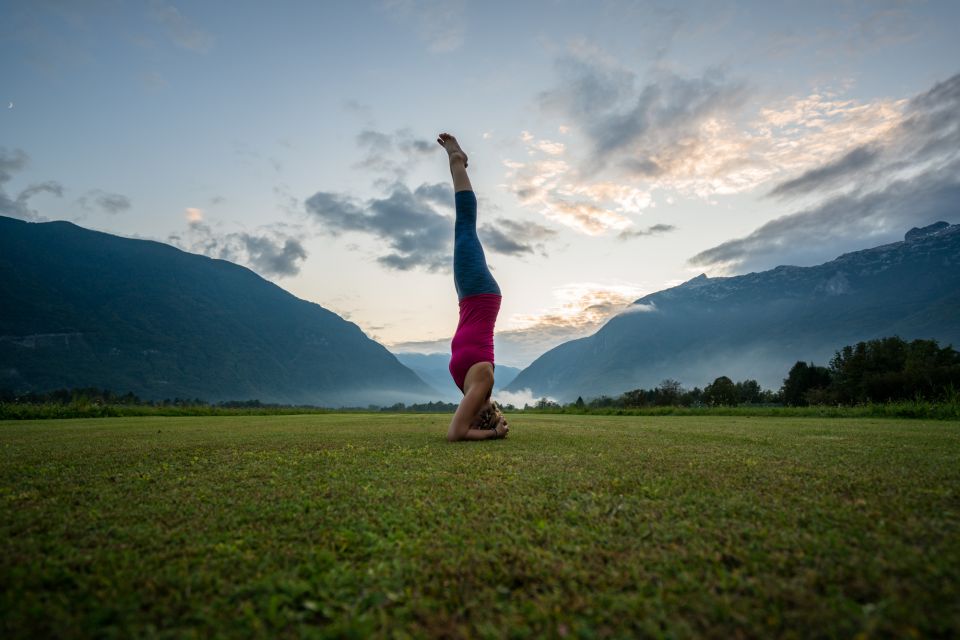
left=437, top=132, right=468, bottom=168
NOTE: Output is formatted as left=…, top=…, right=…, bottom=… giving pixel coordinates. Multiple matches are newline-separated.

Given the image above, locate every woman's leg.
left=439, top=132, right=472, bottom=192
left=453, top=191, right=500, bottom=299
left=437, top=133, right=500, bottom=299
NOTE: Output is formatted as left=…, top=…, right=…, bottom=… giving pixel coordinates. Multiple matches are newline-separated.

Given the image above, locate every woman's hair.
left=475, top=401, right=503, bottom=430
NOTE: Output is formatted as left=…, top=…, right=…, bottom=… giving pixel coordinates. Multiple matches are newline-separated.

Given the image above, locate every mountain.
left=394, top=352, right=521, bottom=402
left=0, top=216, right=434, bottom=406
left=507, top=222, right=960, bottom=401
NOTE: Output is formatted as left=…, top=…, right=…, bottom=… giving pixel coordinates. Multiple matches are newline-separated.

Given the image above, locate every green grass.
left=2, top=415, right=958, bottom=638
left=3, top=397, right=959, bottom=421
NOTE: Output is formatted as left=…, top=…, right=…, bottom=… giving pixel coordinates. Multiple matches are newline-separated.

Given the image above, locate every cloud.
left=77, top=189, right=131, bottom=214
left=507, top=282, right=646, bottom=333
left=305, top=183, right=451, bottom=272
left=389, top=282, right=648, bottom=367
left=140, top=71, right=168, bottom=91
left=689, top=159, right=960, bottom=273
left=692, top=72, right=960, bottom=272
left=169, top=221, right=308, bottom=278
left=493, top=388, right=555, bottom=409
left=479, top=219, right=557, bottom=256
left=382, top=0, right=465, bottom=53
left=617, top=224, right=676, bottom=240
left=355, top=128, right=438, bottom=180
left=0, top=148, right=63, bottom=220
left=539, top=48, right=749, bottom=178
left=503, top=133, right=645, bottom=235
left=305, top=179, right=556, bottom=271
left=241, top=234, right=308, bottom=277
left=413, top=182, right=453, bottom=207
left=489, top=282, right=648, bottom=365
left=767, top=144, right=881, bottom=198
left=533, top=43, right=907, bottom=202
left=617, top=302, right=658, bottom=315
left=149, top=1, right=214, bottom=53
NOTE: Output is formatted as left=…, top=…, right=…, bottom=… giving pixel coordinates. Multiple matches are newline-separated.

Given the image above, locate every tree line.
left=534, top=336, right=960, bottom=410
left=2, top=336, right=957, bottom=415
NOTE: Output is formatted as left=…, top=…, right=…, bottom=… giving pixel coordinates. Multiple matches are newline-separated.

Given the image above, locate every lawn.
left=2, top=414, right=958, bottom=638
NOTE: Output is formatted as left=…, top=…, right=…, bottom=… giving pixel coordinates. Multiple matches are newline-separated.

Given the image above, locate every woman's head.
left=470, top=400, right=505, bottom=430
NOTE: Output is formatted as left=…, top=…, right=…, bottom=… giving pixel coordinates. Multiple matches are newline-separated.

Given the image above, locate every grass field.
left=2, top=414, right=958, bottom=638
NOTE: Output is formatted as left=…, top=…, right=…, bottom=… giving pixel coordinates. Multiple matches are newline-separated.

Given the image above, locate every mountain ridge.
left=0, top=215, right=433, bottom=405
left=507, top=221, right=960, bottom=401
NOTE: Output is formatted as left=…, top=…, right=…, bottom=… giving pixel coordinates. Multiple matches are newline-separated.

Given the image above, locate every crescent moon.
left=7, top=102, right=12, bottom=109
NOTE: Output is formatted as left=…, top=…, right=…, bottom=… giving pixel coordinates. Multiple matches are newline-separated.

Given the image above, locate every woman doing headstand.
left=437, top=132, right=510, bottom=442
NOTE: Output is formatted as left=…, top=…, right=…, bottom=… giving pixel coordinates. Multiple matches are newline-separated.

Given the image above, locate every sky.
left=3, top=0, right=959, bottom=368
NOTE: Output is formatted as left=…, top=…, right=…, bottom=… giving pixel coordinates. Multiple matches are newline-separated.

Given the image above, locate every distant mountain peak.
left=905, top=221, right=951, bottom=242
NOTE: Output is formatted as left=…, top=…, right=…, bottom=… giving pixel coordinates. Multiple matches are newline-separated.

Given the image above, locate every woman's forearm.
left=460, top=428, right=498, bottom=440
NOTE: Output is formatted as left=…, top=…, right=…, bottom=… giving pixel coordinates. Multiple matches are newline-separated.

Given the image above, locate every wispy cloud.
left=149, top=1, right=214, bottom=53
left=169, top=219, right=307, bottom=278
left=0, top=148, right=63, bottom=221
left=382, top=0, right=466, bottom=53
left=692, top=72, right=960, bottom=272
left=533, top=42, right=908, bottom=202
left=539, top=47, right=749, bottom=179
left=77, top=189, right=131, bottom=215
left=618, top=224, right=675, bottom=240
left=767, top=144, right=881, bottom=199
left=491, top=282, right=647, bottom=364
left=503, top=132, right=646, bottom=235
left=354, top=128, right=437, bottom=180
left=506, top=282, right=646, bottom=333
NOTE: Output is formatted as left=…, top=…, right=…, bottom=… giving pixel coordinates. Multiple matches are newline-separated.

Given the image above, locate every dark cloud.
left=77, top=189, right=132, bottom=214
left=690, top=156, right=960, bottom=272
left=305, top=182, right=556, bottom=270
left=768, top=145, right=880, bottom=199
left=0, top=148, right=63, bottom=220
left=149, top=1, right=214, bottom=53
left=769, top=72, right=960, bottom=199
left=305, top=183, right=450, bottom=272
left=241, top=234, right=307, bottom=277
left=695, top=72, right=960, bottom=272
left=169, top=222, right=307, bottom=278
left=413, top=182, right=454, bottom=207
left=480, top=219, right=557, bottom=256
left=540, top=52, right=748, bottom=176
left=618, top=223, right=676, bottom=240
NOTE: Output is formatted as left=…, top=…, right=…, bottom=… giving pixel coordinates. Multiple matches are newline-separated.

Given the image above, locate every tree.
left=829, top=336, right=960, bottom=403
left=735, top=379, right=762, bottom=404
left=704, top=376, right=738, bottom=406
left=536, top=397, right=560, bottom=409
left=781, top=361, right=832, bottom=406
left=655, top=379, right=683, bottom=406
left=621, top=388, right=648, bottom=408
left=681, top=386, right=704, bottom=407
left=574, top=396, right=585, bottom=409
